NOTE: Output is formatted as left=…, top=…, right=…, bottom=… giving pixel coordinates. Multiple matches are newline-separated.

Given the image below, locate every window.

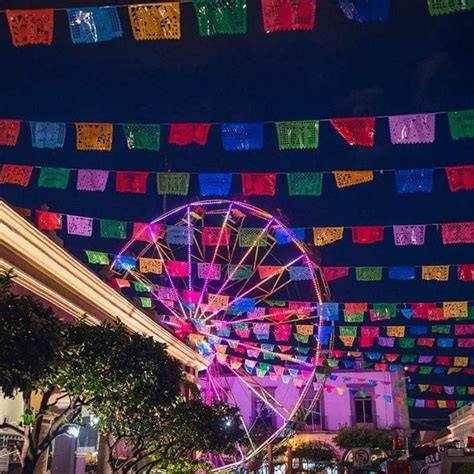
left=303, top=397, right=321, bottom=426
left=354, top=397, right=373, bottom=423
left=254, top=397, right=275, bottom=428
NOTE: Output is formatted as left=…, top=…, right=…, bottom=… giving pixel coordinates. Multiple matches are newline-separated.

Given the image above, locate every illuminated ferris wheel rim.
left=118, top=199, right=324, bottom=299
left=114, top=199, right=333, bottom=471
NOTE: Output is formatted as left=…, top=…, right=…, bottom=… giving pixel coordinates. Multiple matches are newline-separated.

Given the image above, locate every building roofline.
left=0, top=200, right=208, bottom=371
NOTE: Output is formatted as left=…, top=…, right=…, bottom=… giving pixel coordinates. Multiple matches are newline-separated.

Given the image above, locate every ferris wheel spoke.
left=212, top=377, right=258, bottom=452
left=193, top=234, right=205, bottom=262
left=153, top=239, right=189, bottom=319
left=200, top=220, right=275, bottom=316
left=193, top=203, right=234, bottom=319
left=210, top=334, right=312, bottom=367
left=116, top=200, right=332, bottom=472
left=230, top=232, right=277, bottom=296
left=225, top=363, right=289, bottom=421
left=209, top=367, right=257, bottom=452
left=186, top=207, right=193, bottom=319
left=203, top=254, right=305, bottom=323
left=230, top=241, right=279, bottom=299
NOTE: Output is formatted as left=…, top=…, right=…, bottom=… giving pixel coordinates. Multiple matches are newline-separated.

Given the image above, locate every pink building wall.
left=319, top=369, right=410, bottom=431
left=210, top=368, right=410, bottom=433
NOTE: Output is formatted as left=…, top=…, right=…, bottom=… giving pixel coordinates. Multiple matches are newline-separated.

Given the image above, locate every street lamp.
left=63, top=424, right=80, bottom=439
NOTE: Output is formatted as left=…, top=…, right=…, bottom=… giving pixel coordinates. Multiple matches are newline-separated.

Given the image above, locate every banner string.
left=2, top=161, right=466, bottom=175
left=28, top=203, right=472, bottom=229
left=3, top=107, right=465, bottom=127
left=0, top=0, right=195, bottom=14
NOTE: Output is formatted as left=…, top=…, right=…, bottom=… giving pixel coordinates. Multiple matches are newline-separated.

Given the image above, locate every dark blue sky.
left=1, top=0, right=473, bottom=425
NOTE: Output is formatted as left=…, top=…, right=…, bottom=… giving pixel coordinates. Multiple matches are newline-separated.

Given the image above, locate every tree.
left=334, top=427, right=396, bottom=470
left=293, top=442, right=338, bottom=471
left=333, top=427, right=393, bottom=452
left=0, top=271, right=70, bottom=474
left=0, top=271, right=184, bottom=474
left=99, top=397, right=243, bottom=473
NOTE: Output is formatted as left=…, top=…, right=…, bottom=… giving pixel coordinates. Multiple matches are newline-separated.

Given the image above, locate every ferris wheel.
left=114, top=199, right=334, bottom=470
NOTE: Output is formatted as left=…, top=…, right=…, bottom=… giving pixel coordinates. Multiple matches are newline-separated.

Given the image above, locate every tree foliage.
left=0, top=271, right=243, bottom=473
left=293, top=442, right=338, bottom=470
left=334, top=427, right=393, bottom=452
left=61, top=319, right=182, bottom=415
left=101, top=397, right=243, bottom=472
left=0, top=271, right=66, bottom=398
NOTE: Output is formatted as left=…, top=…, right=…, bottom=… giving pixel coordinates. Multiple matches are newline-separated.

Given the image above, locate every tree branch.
left=0, top=422, right=25, bottom=438
left=45, top=390, right=71, bottom=409
left=125, top=446, right=162, bottom=474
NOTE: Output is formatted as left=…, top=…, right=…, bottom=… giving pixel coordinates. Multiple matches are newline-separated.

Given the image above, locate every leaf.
left=22, top=409, right=36, bottom=426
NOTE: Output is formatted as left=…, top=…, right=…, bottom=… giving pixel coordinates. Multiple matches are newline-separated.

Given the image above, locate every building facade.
left=433, top=404, right=474, bottom=448
left=0, top=200, right=208, bottom=473
left=210, top=367, right=410, bottom=470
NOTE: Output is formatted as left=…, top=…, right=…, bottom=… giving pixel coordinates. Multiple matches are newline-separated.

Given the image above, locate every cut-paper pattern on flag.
left=289, top=266, right=313, bottom=281
left=157, top=173, right=190, bottom=195
left=323, top=267, right=349, bottom=281
left=445, top=166, right=474, bottom=192
left=139, top=257, right=163, bottom=274
left=167, top=260, right=189, bottom=277
left=313, top=227, right=344, bottom=246
left=199, top=173, right=232, bottom=196
left=241, top=173, right=276, bottom=196
left=276, top=121, right=318, bottom=149
left=36, top=210, right=62, bottom=231
left=197, top=263, right=221, bottom=280
left=194, top=0, right=247, bottom=36
left=132, top=223, right=162, bottom=243
left=287, top=173, right=322, bottom=196
left=123, top=124, right=160, bottom=151
left=67, top=7, right=122, bottom=44
left=100, top=219, right=127, bottom=239
left=85, top=250, right=109, bottom=265
left=66, top=214, right=93, bottom=237
left=388, top=267, right=415, bottom=280
left=0, top=120, right=21, bottom=146
left=166, top=225, right=190, bottom=245
left=202, top=227, right=230, bottom=246
left=448, top=109, right=474, bottom=139
left=169, top=123, right=211, bottom=145
left=238, top=228, right=268, bottom=247
left=352, top=226, right=384, bottom=244
left=228, top=264, right=252, bottom=280
left=421, top=265, right=450, bottom=281
left=338, top=0, right=390, bottom=21
left=129, top=3, right=181, bottom=40
left=333, top=171, right=374, bottom=188
left=30, top=122, right=66, bottom=149
left=76, top=123, right=113, bottom=151
left=330, top=117, right=376, bottom=146
left=393, top=225, right=425, bottom=246
left=38, top=168, right=70, bottom=189
left=275, top=227, right=305, bottom=244
left=457, top=264, right=474, bottom=282
left=221, top=123, right=263, bottom=150
left=76, top=169, right=109, bottom=191
left=356, top=267, right=382, bottom=281
left=261, top=0, right=316, bottom=33
left=428, top=0, right=474, bottom=16
left=138, top=257, right=163, bottom=275
left=395, top=169, right=433, bottom=194
left=389, top=114, right=435, bottom=144
left=6, top=9, right=54, bottom=46
left=0, top=165, right=33, bottom=187
left=116, top=171, right=149, bottom=193
left=441, top=222, right=474, bottom=244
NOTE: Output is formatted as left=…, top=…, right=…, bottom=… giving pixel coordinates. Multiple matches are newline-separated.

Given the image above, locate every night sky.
left=1, top=0, right=473, bottom=427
